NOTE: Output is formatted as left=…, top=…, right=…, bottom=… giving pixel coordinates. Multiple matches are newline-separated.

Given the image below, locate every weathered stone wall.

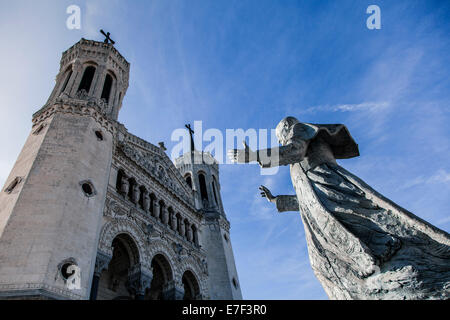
left=93, top=131, right=209, bottom=300
left=0, top=109, right=113, bottom=299
left=176, top=151, right=243, bottom=299
left=201, top=215, right=242, bottom=299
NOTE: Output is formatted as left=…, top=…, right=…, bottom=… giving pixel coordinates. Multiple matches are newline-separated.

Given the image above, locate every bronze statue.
left=228, top=116, right=450, bottom=299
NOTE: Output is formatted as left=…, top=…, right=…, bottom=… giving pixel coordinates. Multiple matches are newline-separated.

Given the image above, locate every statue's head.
left=276, top=116, right=299, bottom=145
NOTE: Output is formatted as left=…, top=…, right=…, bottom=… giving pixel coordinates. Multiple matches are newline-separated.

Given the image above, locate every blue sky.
left=0, top=0, right=449, bottom=299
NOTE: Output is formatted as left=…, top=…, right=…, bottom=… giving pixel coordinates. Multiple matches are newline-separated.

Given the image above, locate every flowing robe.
left=260, top=123, right=450, bottom=300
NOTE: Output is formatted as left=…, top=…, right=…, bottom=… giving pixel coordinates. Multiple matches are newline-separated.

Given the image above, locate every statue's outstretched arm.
left=257, top=139, right=308, bottom=168
left=228, top=139, right=308, bottom=168
left=259, top=186, right=299, bottom=213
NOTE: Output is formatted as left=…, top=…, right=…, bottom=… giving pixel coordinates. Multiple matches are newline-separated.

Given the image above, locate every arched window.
left=149, top=193, right=156, bottom=215
left=60, top=69, right=73, bottom=93
left=116, top=169, right=125, bottom=193
left=212, top=179, right=218, bottom=205
left=182, top=271, right=200, bottom=300
left=78, top=66, right=96, bottom=93
left=159, top=200, right=165, bottom=222
left=101, top=74, right=113, bottom=103
left=95, top=233, right=140, bottom=300
left=147, top=254, right=174, bottom=300
left=191, top=225, right=198, bottom=245
left=198, top=173, right=208, bottom=202
left=176, top=213, right=183, bottom=235
left=185, top=174, right=192, bottom=189
left=168, top=207, right=175, bottom=229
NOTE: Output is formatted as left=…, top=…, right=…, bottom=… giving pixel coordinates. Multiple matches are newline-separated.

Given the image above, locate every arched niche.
left=96, top=233, right=140, bottom=300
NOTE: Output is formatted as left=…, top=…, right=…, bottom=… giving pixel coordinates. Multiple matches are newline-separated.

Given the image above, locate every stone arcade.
left=0, top=38, right=242, bottom=300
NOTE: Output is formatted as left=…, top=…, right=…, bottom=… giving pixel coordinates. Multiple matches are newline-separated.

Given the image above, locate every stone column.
left=162, top=280, right=184, bottom=300
left=126, top=263, right=153, bottom=300
left=69, top=59, right=84, bottom=97
left=120, top=175, right=129, bottom=196
left=89, top=251, right=112, bottom=300
left=207, top=176, right=217, bottom=209
left=195, top=293, right=204, bottom=300
left=92, top=65, right=107, bottom=98
left=179, top=219, right=185, bottom=237
left=142, top=191, right=150, bottom=213
left=153, top=202, right=160, bottom=219
left=171, top=213, right=178, bottom=231
left=111, top=81, right=121, bottom=107
left=131, top=184, right=140, bottom=204
left=111, top=83, right=125, bottom=120
left=192, top=225, right=198, bottom=245
left=161, top=207, right=169, bottom=225
left=47, top=71, right=65, bottom=103
left=186, top=222, right=193, bottom=242
left=63, top=63, right=78, bottom=97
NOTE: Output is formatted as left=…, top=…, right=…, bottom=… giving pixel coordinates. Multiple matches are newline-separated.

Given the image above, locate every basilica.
left=0, top=38, right=242, bottom=300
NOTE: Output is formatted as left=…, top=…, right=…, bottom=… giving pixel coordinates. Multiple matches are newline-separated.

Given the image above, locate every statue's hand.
left=227, top=141, right=256, bottom=163
left=259, top=185, right=276, bottom=203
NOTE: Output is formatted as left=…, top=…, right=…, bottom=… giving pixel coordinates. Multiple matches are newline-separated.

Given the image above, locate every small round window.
left=61, top=263, right=76, bottom=280
left=95, top=130, right=104, bottom=141
left=82, top=183, right=93, bottom=195
left=80, top=180, right=96, bottom=197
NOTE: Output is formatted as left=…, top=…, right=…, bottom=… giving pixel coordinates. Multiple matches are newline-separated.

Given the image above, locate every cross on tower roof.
left=100, top=29, right=115, bottom=45
left=185, top=124, right=195, bottom=152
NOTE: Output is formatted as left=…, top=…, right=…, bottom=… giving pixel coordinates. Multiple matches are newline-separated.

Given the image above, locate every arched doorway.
left=145, top=254, right=173, bottom=300
left=182, top=270, right=201, bottom=300
left=96, top=233, right=140, bottom=300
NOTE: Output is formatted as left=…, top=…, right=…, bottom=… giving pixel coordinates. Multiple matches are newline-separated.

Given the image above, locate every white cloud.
left=299, top=101, right=390, bottom=115
left=400, top=169, right=450, bottom=190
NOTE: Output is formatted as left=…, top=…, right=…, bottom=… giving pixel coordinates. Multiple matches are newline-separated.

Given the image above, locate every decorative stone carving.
left=117, top=142, right=194, bottom=206
left=202, top=198, right=209, bottom=209
left=98, top=219, right=151, bottom=270
left=126, top=263, right=153, bottom=297
left=162, top=280, right=184, bottom=300
left=229, top=116, right=450, bottom=300
left=201, top=258, right=209, bottom=276
left=94, top=251, right=112, bottom=277
left=32, top=99, right=115, bottom=135
left=173, top=242, right=184, bottom=256
left=75, top=89, right=89, bottom=100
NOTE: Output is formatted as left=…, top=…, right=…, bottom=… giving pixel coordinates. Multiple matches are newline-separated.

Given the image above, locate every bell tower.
left=45, top=37, right=129, bottom=121
left=175, top=133, right=242, bottom=300
left=0, top=37, right=129, bottom=299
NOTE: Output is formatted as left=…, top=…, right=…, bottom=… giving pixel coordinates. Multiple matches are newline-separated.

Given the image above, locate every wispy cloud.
left=299, top=101, right=390, bottom=115
left=400, top=169, right=450, bottom=190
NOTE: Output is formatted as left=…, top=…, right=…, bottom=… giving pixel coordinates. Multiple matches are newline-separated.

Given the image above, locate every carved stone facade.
left=0, top=38, right=241, bottom=300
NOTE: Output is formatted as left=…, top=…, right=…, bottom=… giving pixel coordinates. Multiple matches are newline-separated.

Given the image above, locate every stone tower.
left=0, top=39, right=129, bottom=299
left=175, top=151, right=242, bottom=299
left=0, top=37, right=242, bottom=300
